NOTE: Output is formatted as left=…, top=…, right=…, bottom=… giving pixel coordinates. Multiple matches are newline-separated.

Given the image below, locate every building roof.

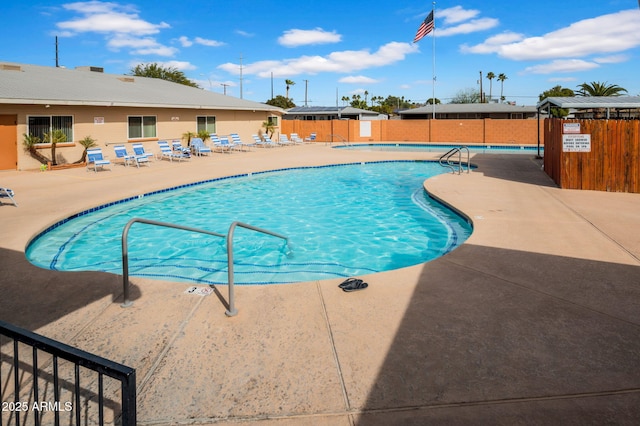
left=0, top=62, right=282, bottom=113
left=285, top=106, right=380, bottom=116
left=536, top=96, right=640, bottom=110
left=400, top=103, right=538, bottom=115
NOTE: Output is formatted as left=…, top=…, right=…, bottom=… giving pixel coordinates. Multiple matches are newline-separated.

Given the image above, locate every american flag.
left=413, top=11, right=434, bottom=43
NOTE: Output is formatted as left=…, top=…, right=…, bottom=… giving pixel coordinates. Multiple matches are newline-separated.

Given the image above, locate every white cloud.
left=594, top=54, right=629, bottom=64
left=278, top=28, right=342, bottom=47
left=58, top=1, right=169, bottom=35
left=339, top=76, right=380, bottom=84
left=436, top=17, right=499, bottom=37
left=178, top=36, right=192, bottom=47
left=523, top=59, right=600, bottom=75
left=108, top=35, right=177, bottom=56
left=235, top=30, right=253, bottom=37
left=132, top=60, right=196, bottom=71
left=194, top=37, right=225, bottom=47
left=464, top=9, right=640, bottom=61
left=219, top=42, right=418, bottom=77
left=438, top=5, right=480, bottom=25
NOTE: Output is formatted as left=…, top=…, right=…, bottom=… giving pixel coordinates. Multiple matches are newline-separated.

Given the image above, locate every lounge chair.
left=278, top=134, right=293, bottom=147
left=158, top=140, right=186, bottom=162
left=230, top=133, right=249, bottom=151
left=305, top=132, right=317, bottom=143
left=216, top=137, right=233, bottom=153
left=190, top=137, right=212, bottom=156
left=114, top=145, right=149, bottom=167
left=132, top=143, right=155, bottom=162
left=290, top=133, right=303, bottom=144
left=172, top=140, right=191, bottom=159
left=0, top=187, right=17, bottom=206
left=263, top=134, right=277, bottom=147
left=113, top=145, right=133, bottom=166
left=86, top=148, right=111, bottom=172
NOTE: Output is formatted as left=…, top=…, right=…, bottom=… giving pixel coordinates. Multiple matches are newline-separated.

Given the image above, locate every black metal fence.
left=0, top=320, right=136, bottom=425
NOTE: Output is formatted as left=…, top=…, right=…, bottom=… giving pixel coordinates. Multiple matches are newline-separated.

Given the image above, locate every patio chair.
left=230, top=133, right=249, bottom=151
left=290, top=133, right=303, bottom=144
left=305, top=132, right=317, bottom=143
left=172, top=140, right=191, bottom=159
left=263, top=134, right=277, bottom=148
left=278, top=134, right=293, bottom=147
left=190, top=137, right=212, bottom=156
left=0, top=187, right=17, bottom=206
left=158, top=140, right=186, bottom=162
left=113, top=145, right=148, bottom=167
left=86, top=148, right=111, bottom=172
left=132, top=143, right=156, bottom=162
left=216, top=137, right=233, bottom=153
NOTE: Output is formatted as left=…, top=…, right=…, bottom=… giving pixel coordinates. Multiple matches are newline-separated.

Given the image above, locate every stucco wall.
left=0, top=105, right=278, bottom=170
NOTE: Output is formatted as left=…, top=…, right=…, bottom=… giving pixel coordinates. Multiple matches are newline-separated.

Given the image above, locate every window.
left=28, top=115, right=73, bottom=142
left=196, top=116, right=216, bottom=134
left=128, top=116, right=157, bottom=139
left=267, top=116, right=279, bottom=126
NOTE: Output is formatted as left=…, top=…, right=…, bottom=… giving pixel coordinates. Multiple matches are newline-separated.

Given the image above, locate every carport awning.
left=536, top=96, right=640, bottom=110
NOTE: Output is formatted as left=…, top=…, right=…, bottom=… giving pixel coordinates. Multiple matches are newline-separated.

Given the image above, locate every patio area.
left=1, top=143, right=640, bottom=425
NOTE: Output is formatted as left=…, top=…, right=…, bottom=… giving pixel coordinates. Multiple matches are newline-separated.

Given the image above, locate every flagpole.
left=432, top=1, right=436, bottom=120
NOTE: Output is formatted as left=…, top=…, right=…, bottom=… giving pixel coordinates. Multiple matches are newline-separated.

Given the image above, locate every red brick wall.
left=281, top=119, right=543, bottom=145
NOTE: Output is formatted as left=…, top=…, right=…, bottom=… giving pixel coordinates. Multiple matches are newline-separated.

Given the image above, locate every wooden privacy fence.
left=543, top=118, right=640, bottom=193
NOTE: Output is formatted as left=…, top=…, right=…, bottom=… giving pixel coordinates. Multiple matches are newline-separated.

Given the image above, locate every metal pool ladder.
left=120, top=218, right=289, bottom=317
left=439, top=146, right=470, bottom=174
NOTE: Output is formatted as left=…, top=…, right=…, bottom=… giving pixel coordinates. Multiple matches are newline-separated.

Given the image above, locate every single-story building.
left=283, top=106, right=387, bottom=121
left=0, top=62, right=284, bottom=170
left=399, top=103, right=539, bottom=120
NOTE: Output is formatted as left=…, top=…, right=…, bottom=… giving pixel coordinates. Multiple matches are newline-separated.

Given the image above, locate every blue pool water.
left=26, top=161, right=472, bottom=285
left=335, top=143, right=543, bottom=154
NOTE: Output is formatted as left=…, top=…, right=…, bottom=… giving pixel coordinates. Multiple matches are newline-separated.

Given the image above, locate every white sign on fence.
left=563, top=123, right=581, bottom=134
left=562, top=134, right=591, bottom=152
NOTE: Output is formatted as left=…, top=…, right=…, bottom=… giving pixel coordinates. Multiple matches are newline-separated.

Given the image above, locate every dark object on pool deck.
left=339, top=278, right=368, bottom=292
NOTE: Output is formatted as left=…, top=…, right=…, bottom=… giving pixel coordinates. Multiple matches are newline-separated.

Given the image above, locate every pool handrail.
left=120, top=218, right=289, bottom=317
left=121, top=218, right=225, bottom=308
left=439, top=146, right=470, bottom=175
left=226, top=221, right=290, bottom=317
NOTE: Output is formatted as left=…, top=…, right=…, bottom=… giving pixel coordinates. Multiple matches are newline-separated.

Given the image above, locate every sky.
left=1, top=0, right=639, bottom=107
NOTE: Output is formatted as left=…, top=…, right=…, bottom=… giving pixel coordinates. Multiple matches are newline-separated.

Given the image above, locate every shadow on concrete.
left=0, top=246, right=141, bottom=331
left=470, top=154, right=556, bottom=187
left=356, top=243, right=640, bottom=424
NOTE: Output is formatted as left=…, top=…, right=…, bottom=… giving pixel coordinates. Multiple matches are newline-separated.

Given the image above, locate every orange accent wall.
left=281, top=119, right=543, bottom=145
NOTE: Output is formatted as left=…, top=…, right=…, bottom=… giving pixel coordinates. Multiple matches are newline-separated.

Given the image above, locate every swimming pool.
left=335, top=143, right=543, bottom=154
left=26, top=161, right=472, bottom=285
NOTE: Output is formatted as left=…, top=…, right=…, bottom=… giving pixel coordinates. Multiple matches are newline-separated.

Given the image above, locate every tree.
left=285, top=79, right=295, bottom=100
left=576, top=81, right=627, bottom=97
left=426, top=98, right=441, bottom=105
left=130, top=63, right=199, bottom=87
left=75, top=136, right=97, bottom=164
left=486, top=72, right=495, bottom=102
left=266, top=95, right=295, bottom=109
left=497, top=73, right=508, bottom=103
left=43, top=129, right=67, bottom=166
left=450, top=88, right=480, bottom=104
left=539, top=85, right=575, bottom=118
left=341, top=96, right=350, bottom=106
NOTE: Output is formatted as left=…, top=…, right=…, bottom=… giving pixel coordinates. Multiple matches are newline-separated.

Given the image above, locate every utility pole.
left=304, top=79, right=309, bottom=107
left=55, top=36, right=59, bottom=67
left=239, top=54, right=243, bottom=99
left=270, top=72, right=274, bottom=99
left=479, top=71, right=483, bottom=103
left=221, top=83, right=229, bottom=95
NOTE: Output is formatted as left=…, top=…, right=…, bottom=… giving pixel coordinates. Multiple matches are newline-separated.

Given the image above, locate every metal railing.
left=327, top=134, right=349, bottom=146
left=0, top=320, right=136, bottom=426
left=225, top=221, right=290, bottom=317
left=121, top=218, right=289, bottom=317
left=439, top=146, right=470, bottom=175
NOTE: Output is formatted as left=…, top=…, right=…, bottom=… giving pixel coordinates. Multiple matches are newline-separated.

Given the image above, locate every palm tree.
left=285, top=79, right=295, bottom=100
left=75, top=136, right=97, bottom=164
left=486, top=72, right=495, bottom=102
left=364, top=90, right=369, bottom=106
left=497, top=73, right=508, bottom=103
left=576, top=81, right=627, bottom=97
left=341, top=95, right=350, bottom=106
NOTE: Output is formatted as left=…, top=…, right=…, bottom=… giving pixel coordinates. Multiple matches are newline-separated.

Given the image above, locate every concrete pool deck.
left=1, top=143, right=640, bottom=425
